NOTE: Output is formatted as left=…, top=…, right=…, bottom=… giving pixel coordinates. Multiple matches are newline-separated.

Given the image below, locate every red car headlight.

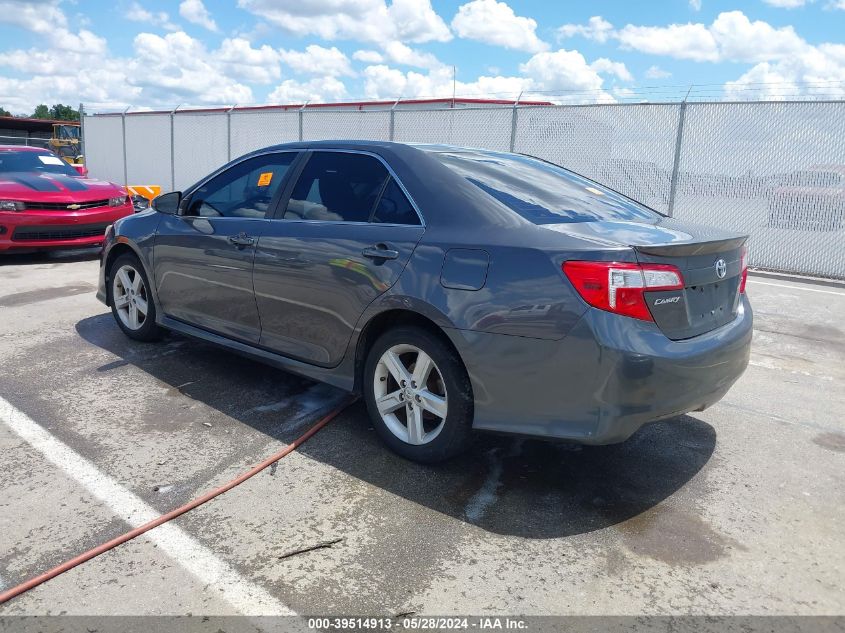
left=108, top=196, right=128, bottom=207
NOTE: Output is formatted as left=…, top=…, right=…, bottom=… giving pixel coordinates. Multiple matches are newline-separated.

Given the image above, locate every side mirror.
left=74, top=165, right=88, bottom=177
left=130, top=195, right=150, bottom=213
left=152, top=191, right=182, bottom=215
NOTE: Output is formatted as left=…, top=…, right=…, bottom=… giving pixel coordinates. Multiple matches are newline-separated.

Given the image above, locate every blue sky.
left=0, top=0, right=843, bottom=113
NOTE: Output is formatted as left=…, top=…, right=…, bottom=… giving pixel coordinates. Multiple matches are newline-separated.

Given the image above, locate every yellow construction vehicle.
left=48, top=123, right=85, bottom=170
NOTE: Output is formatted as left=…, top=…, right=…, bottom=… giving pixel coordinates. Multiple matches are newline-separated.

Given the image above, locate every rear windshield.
left=431, top=150, right=660, bottom=225
left=0, top=150, right=79, bottom=176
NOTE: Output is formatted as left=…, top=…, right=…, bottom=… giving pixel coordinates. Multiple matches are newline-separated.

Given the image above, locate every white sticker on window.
left=38, top=155, right=65, bottom=166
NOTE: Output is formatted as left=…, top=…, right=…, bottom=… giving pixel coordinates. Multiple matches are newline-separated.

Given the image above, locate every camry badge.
left=67, top=203, right=82, bottom=210
left=654, top=296, right=681, bottom=306
left=715, top=258, right=727, bottom=279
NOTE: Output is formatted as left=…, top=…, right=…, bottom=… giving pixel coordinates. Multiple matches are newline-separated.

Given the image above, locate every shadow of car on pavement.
left=76, top=312, right=716, bottom=540
left=0, top=247, right=101, bottom=266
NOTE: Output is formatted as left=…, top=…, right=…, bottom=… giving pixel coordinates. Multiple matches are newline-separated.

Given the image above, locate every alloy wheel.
left=112, top=264, right=149, bottom=331
left=373, top=344, right=448, bottom=446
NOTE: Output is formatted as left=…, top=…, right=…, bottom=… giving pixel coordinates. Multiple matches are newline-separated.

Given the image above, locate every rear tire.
left=364, top=326, right=473, bottom=463
left=108, top=253, right=163, bottom=342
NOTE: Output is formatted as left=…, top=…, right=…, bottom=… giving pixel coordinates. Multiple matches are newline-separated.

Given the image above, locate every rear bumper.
left=0, top=204, right=134, bottom=252
left=448, top=295, right=752, bottom=443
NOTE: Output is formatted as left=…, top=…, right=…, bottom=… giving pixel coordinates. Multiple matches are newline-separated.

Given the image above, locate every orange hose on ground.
left=0, top=397, right=355, bottom=605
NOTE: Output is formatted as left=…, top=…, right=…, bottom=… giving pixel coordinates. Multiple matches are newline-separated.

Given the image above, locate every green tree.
left=29, top=104, right=80, bottom=121
left=49, top=104, right=80, bottom=121
left=0, top=106, right=11, bottom=117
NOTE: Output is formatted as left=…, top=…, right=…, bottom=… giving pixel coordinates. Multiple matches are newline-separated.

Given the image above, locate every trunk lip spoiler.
left=633, top=236, right=748, bottom=257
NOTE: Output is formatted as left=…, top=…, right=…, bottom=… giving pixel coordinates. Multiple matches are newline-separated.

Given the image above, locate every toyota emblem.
left=715, top=258, right=727, bottom=279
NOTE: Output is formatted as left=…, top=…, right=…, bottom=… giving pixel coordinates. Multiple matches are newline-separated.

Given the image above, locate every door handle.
left=362, top=244, right=399, bottom=260
left=228, top=233, right=255, bottom=247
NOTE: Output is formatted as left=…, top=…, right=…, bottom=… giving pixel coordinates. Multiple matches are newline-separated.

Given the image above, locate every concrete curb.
left=748, top=268, right=845, bottom=290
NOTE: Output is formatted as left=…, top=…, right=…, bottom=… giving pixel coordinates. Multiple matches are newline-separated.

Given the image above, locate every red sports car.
left=0, top=146, right=134, bottom=253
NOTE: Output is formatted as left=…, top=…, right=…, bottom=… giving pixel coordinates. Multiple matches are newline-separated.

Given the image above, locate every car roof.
left=252, top=139, right=504, bottom=158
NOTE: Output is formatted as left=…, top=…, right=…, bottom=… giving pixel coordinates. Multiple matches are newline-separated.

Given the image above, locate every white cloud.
left=388, top=0, right=452, bottom=43
left=132, top=32, right=250, bottom=103
left=0, top=0, right=67, bottom=34
left=616, top=22, right=718, bottom=61
left=237, top=0, right=451, bottom=44
left=762, top=0, right=809, bottom=7
left=0, top=0, right=106, bottom=56
left=363, top=65, right=412, bottom=98
left=451, top=0, right=548, bottom=53
left=179, top=0, right=218, bottom=32
left=0, top=26, right=273, bottom=112
left=0, top=71, right=139, bottom=115
left=689, top=0, right=702, bottom=10
left=556, top=16, right=614, bottom=43
left=361, top=47, right=619, bottom=103
left=125, top=2, right=178, bottom=31
left=353, top=50, right=385, bottom=64
left=710, top=11, right=805, bottom=62
left=725, top=43, right=845, bottom=100
left=362, top=64, right=528, bottom=100
left=519, top=49, right=605, bottom=93
left=0, top=0, right=125, bottom=112
left=215, top=38, right=282, bottom=84
left=590, top=58, right=633, bottom=82
left=827, top=0, right=845, bottom=8
left=279, top=45, right=355, bottom=77
left=352, top=43, right=441, bottom=70
left=381, top=41, right=442, bottom=69
left=645, top=65, right=672, bottom=79
left=4, top=0, right=838, bottom=114
left=615, top=11, right=806, bottom=63
left=267, top=77, right=348, bottom=103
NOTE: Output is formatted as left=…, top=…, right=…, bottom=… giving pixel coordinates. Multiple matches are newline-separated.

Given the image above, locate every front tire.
left=108, top=253, right=162, bottom=342
left=364, top=326, right=473, bottom=463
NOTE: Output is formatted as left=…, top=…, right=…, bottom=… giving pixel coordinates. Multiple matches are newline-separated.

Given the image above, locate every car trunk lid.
left=545, top=218, right=748, bottom=340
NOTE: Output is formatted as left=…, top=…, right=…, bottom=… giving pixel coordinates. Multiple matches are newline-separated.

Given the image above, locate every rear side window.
left=372, top=178, right=420, bottom=225
left=284, top=152, right=388, bottom=222
left=432, top=151, right=660, bottom=225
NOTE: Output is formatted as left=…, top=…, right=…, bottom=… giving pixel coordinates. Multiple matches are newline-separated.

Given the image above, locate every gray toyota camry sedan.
left=97, top=141, right=751, bottom=462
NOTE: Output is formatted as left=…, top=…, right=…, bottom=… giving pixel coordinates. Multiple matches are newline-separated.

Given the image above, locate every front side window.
left=186, top=153, right=297, bottom=218
left=431, top=150, right=661, bottom=225
left=284, top=152, right=388, bottom=223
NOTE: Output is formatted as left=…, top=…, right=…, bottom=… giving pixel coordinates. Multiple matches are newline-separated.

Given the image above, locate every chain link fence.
left=83, top=101, right=845, bottom=279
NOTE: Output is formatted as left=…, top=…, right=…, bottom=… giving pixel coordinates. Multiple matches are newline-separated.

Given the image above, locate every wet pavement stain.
left=615, top=504, right=740, bottom=565
left=813, top=432, right=845, bottom=453
left=0, top=283, right=94, bottom=308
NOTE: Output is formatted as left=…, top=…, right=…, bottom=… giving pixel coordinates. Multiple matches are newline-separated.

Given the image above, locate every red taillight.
left=739, top=245, right=748, bottom=294
left=562, top=260, right=685, bottom=322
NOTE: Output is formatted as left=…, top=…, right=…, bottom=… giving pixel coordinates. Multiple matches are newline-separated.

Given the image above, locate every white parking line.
left=747, top=279, right=845, bottom=297
left=0, top=395, right=296, bottom=615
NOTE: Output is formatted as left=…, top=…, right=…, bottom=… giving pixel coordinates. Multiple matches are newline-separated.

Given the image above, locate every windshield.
left=0, top=150, right=80, bottom=177
left=431, top=150, right=661, bottom=225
